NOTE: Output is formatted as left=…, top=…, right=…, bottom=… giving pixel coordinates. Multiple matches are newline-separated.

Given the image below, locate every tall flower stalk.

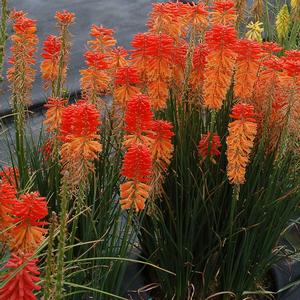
left=7, top=12, right=38, bottom=188
left=0, top=0, right=8, bottom=80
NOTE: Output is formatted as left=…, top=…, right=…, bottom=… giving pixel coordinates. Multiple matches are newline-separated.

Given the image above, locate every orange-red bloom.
left=121, top=143, right=152, bottom=183
left=40, top=35, right=62, bottom=86
left=210, top=0, right=237, bottom=26
left=226, top=104, right=257, bottom=184
left=88, top=25, right=116, bottom=53
left=198, top=132, right=221, bottom=162
left=0, top=183, right=17, bottom=240
left=7, top=15, right=38, bottom=105
left=55, top=10, right=75, bottom=26
left=109, top=46, right=129, bottom=70
left=203, top=25, right=237, bottom=109
left=10, top=192, right=48, bottom=252
left=120, top=143, right=152, bottom=212
left=114, top=66, right=141, bottom=106
left=123, top=94, right=154, bottom=148
left=44, top=97, right=68, bottom=132
left=0, top=166, right=19, bottom=189
left=0, top=253, right=40, bottom=300
left=59, top=101, right=102, bottom=183
left=149, top=120, right=174, bottom=169
left=234, top=39, right=261, bottom=100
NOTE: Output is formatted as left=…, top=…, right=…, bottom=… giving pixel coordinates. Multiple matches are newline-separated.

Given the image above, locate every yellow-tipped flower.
left=245, top=21, right=264, bottom=42
left=276, top=5, right=290, bottom=41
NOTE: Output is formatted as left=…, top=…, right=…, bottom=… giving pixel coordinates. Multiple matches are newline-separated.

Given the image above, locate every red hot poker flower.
left=123, top=94, right=154, bottom=147
left=0, top=183, right=17, bottom=240
left=10, top=192, right=48, bottom=252
left=0, top=253, right=41, bottom=300
left=114, top=66, right=141, bottom=106
left=149, top=120, right=174, bottom=169
left=84, top=51, right=109, bottom=70
left=60, top=100, right=100, bottom=142
left=198, top=132, right=222, bottom=162
left=230, top=103, right=257, bottom=122
left=227, top=104, right=257, bottom=185
left=55, top=10, right=75, bottom=26
left=203, top=25, right=237, bottom=109
left=211, top=0, right=237, bottom=26
left=121, top=143, right=152, bottom=183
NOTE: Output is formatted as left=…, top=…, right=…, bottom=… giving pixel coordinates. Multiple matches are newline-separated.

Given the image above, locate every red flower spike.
left=198, top=133, right=222, bottom=161
left=121, top=143, right=152, bottom=183
left=13, top=17, right=37, bottom=35
left=60, top=100, right=100, bottom=142
left=0, top=183, right=17, bottom=237
left=261, top=42, right=283, bottom=56
left=41, top=35, right=61, bottom=60
left=84, top=51, right=109, bottom=70
left=115, top=66, right=140, bottom=85
left=230, top=103, right=257, bottom=122
left=0, top=253, right=41, bottom=300
left=10, top=192, right=48, bottom=252
left=55, top=10, right=75, bottom=26
left=124, top=94, right=153, bottom=134
left=10, top=9, right=26, bottom=22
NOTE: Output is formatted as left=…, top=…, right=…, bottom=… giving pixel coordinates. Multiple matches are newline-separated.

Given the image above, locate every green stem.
left=0, top=0, right=8, bottom=80
left=55, top=181, right=69, bottom=300
left=44, top=212, right=58, bottom=300
left=68, top=182, right=85, bottom=261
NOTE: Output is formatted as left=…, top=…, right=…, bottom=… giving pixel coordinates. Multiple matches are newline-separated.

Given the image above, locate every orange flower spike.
left=120, top=143, right=152, bottom=212
left=80, top=51, right=110, bottom=101
left=114, top=66, right=141, bottom=106
left=109, top=46, right=129, bottom=70
left=10, top=192, right=48, bottom=252
left=123, top=94, right=154, bottom=148
left=203, top=25, right=237, bottom=109
left=234, top=39, right=261, bottom=100
left=147, top=2, right=185, bottom=38
left=0, top=253, right=41, bottom=300
left=210, top=0, right=237, bottom=26
left=149, top=120, right=174, bottom=169
left=226, top=104, right=257, bottom=185
left=198, top=132, right=222, bottom=162
left=44, top=97, right=68, bottom=132
left=9, top=9, right=26, bottom=22
left=182, top=2, right=209, bottom=31
left=7, top=16, right=38, bottom=104
left=0, top=183, right=17, bottom=240
left=55, top=10, right=75, bottom=26
left=40, top=35, right=62, bottom=87
left=88, top=25, right=116, bottom=53
left=0, top=166, right=19, bottom=188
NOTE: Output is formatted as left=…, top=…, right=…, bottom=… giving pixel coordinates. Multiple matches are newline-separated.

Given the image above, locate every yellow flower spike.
left=276, top=4, right=290, bottom=41
left=245, top=21, right=264, bottom=42
left=291, top=0, right=300, bottom=20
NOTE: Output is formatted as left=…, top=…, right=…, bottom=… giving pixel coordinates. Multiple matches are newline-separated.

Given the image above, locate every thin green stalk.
left=55, top=181, right=69, bottom=300
left=0, top=0, right=8, bottom=80
left=44, top=212, right=58, bottom=300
